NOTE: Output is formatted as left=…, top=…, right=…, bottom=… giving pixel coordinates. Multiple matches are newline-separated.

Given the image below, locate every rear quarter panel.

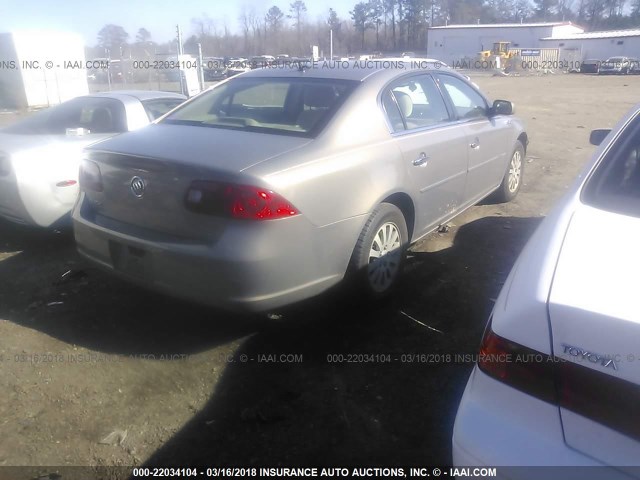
left=245, top=80, right=412, bottom=229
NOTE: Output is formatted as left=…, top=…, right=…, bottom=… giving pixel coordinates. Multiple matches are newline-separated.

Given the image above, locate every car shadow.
left=0, top=214, right=542, bottom=465
left=0, top=219, right=261, bottom=355
left=136, top=214, right=543, bottom=467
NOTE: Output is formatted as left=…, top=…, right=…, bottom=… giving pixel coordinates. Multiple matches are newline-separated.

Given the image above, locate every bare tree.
left=191, top=14, right=216, bottom=37
left=239, top=7, right=252, bottom=54
left=513, top=0, right=534, bottom=21
left=533, top=0, right=559, bottom=20
left=288, top=1, right=308, bottom=46
left=556, top=0, right=574, bottom=19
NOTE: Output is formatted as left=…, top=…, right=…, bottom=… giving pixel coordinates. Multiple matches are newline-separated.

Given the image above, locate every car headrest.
left=90, top=107, right=113, bottom=133
left=303, top=86, right=336, bottom=109
left=393, top=91, right=413, bottom=118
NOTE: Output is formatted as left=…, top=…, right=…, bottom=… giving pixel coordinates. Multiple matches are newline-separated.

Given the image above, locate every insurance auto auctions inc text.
left=253, top=467, right=497, bottom=477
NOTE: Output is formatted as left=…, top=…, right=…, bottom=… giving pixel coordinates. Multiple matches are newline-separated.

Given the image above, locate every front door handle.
left=413, top=152, right=430, bottom=167
left=470, top=137, right=480, bottom=149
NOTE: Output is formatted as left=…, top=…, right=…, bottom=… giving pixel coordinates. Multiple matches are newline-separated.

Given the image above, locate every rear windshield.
left=161, top=77, right=358, bottom=137
left=582, top=113, right=640, bottom=218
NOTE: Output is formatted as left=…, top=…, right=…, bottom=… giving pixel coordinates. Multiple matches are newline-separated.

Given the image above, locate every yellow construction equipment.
left=478, top=42, right=516, bottom=70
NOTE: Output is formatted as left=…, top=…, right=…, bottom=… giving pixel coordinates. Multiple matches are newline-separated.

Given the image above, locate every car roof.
left=88, top=90, right=186, bottom=101
left=241, top=59, right=451, bottom=82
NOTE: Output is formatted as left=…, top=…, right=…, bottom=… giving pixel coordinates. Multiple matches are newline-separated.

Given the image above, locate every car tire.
left=494, top=140, right=524, bottom=203
left=349, top=203, right=408, bottom=299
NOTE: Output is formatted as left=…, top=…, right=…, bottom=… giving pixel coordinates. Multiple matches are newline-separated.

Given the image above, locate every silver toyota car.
left=73, top=62, right=528, bottom=312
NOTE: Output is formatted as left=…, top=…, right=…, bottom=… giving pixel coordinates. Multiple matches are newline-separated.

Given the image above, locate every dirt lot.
left=0, top=73, right=639, bottom=475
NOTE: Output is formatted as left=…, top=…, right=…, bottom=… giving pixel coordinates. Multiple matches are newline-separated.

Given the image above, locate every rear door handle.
left=470, top=137, right=480, bottom=149
left=413, top=152, right=430, bottom=167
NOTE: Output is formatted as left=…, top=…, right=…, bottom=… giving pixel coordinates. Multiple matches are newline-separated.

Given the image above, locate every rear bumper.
left=73, top=193, right=365, bottom=312
left=452, top=367, right=631, bottom=478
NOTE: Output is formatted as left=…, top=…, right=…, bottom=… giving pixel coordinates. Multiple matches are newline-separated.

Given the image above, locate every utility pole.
left=198, top=43, right=205, bottom=91
left=176, top=24, right=185, bottom=95
left=330, top=29, right=333, bottom=59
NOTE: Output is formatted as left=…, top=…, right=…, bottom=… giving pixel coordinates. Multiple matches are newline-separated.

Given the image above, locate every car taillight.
left=480, top=322, right=640, bottom=441
left=185, top=181, right=299, bottom=220
left=79, top=160, right=103, bottom=192
left=477, top=320, right=557, bottom=404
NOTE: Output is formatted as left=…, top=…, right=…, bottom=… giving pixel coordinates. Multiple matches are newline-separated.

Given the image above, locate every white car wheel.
left=350, top=203, right=408, bottom=298
left=495, top=141, right=525, bottom=202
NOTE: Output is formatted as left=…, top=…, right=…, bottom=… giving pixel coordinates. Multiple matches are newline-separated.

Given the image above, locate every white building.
left=540, top=29, right=640, bottom=59
left=427, top=22, right=585, bottom=64
left=0, top=31, right=89, bottom=109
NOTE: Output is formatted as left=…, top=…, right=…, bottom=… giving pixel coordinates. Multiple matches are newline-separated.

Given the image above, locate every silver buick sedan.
left=73, top=62, right=528, bottom=312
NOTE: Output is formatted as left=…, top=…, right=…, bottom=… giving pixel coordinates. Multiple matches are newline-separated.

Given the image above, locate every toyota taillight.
left=477, top=320, right=557, bottom=404
left=185, top=181, right=299, bottom=220
left=479, top=320, right=640, bottom=442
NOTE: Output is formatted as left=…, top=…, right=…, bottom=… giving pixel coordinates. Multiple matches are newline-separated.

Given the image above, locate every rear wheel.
left=349, top=203, right=408, bottom=298
left=494, top=141, right=524, bottom=203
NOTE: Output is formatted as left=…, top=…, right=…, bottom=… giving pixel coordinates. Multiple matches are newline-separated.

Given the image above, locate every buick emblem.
left=130, top=176, right=146, bottom=198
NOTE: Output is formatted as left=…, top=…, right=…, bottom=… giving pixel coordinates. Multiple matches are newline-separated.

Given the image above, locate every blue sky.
left=0, top=0, right=354, bottom=46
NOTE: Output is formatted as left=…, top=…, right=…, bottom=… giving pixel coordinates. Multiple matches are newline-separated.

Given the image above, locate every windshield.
left=161, top=77, right=358, bottom=138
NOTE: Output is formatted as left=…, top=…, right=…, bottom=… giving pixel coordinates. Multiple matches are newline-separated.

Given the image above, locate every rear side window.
left=583, top=113, right=640, bottom=217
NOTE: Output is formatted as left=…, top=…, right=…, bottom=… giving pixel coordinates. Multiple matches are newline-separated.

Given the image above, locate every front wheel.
left=494, top=140, right=524, bottom=203
left=349, top=203, right=408, bottom=298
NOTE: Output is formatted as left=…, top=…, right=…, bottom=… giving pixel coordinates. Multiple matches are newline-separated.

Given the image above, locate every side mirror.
left=589, top=129, right=611, bottom=146
left=491, top=99, right=514, bottom=116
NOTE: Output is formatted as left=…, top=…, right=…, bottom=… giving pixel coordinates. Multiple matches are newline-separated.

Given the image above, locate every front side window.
left=583, top=113, right=640, bottom=218
left=162, top=77, right=358, bottom=137
left=438, top=74, right=488, bottom=120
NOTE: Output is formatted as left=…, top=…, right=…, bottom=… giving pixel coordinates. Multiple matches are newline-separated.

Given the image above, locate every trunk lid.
left=549, top=203, right=640, bottom=470
left=84, top=124, right=311, bottom=238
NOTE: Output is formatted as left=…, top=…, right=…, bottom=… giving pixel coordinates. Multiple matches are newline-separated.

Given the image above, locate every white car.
left=0, top=91, right=185, bottom=228
left=453, top=104, right=640, bottom=476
